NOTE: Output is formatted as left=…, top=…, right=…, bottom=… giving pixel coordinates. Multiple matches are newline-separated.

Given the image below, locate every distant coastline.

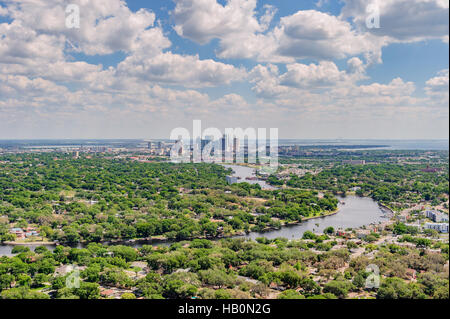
left=0, top=139, right=448, bottom=151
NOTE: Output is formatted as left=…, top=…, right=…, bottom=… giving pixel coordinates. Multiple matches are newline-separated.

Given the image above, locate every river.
left=221, top=164, right=389, bottom=240
left=0, top=195, right=390, bottom=256
left=0, top=165, right=391, bottom=256
left=238, top=195, right=389, bottom=241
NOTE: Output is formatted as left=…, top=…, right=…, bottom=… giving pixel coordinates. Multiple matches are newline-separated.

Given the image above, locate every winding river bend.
left=0, top=166, right=391, bottom=256
left=0, top=196, right=389, bottom=256
left=239, top=195, right=389, bottom=241
left=222, top=164, right=390, bottom=240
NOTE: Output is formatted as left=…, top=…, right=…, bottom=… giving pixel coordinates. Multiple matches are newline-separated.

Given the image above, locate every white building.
left=425, top=223, right=449, bottom=233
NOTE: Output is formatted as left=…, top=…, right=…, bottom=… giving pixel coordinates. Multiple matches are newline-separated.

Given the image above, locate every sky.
left=0, top=0, right=448, bottom=140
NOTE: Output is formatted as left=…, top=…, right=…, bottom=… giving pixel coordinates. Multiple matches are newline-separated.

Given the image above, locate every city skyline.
left=0, top=0, right=449, bottom=140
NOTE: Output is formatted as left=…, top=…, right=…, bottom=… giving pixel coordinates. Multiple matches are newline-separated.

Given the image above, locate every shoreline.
left=1, top=196, right=390, bottom=249
left=2, top=241, right=56, bottom=246
left=0, top=209, right=341, bottom=248
left=256, top=208, right=341, bottom=232
left=1, top=231, right=246, bottom=248
left=378, top=202, right=395, bottom=214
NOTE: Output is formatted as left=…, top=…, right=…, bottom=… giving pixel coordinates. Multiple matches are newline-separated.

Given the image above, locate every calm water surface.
left=0, top=195, right=390, bottom=256
left=239, top=195, right=389, bottom=241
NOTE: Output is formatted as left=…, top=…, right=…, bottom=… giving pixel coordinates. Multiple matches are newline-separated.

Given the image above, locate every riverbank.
left=242, top=195, right=389, bottom=241
left=253, top=208, right=341, bottom=234
left=1, top=209, right=340, bottom=248
left=2, top=240, right=56, bottom=246
left=378, top=203, right=396, bottom=214
left=1, top=230, right=248, bottom=249
left=1, top=196, right=388, bottom=255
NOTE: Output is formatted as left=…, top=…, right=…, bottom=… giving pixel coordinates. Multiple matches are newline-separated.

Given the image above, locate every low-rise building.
left=25, top=230, right=39, bottom=237
left=425, top=210, right=449, bottom=223
left=10, top=227, right=40, bottom=239
left=336, top=230, right=354, bottom=239
left=10, top=227, right=25, bottom=239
